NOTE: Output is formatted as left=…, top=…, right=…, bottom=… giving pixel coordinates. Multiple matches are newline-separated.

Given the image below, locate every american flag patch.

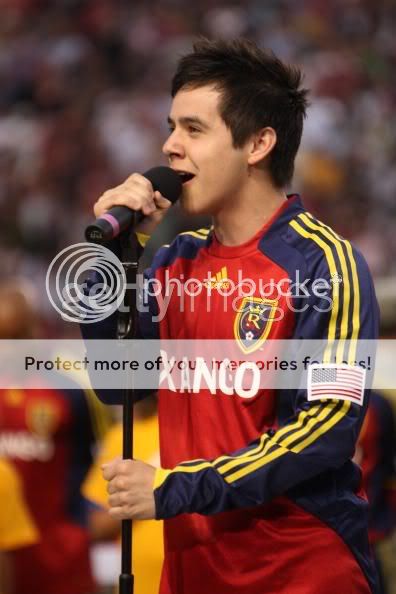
left=307, top=364, right=366, bottom=406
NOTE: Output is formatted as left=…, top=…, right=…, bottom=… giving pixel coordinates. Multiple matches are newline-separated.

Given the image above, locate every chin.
left=181, top=202, right=214, bottom=217
left=180, top=191, right=218, bottom=217
left=180, top=197, right=208, bottom=216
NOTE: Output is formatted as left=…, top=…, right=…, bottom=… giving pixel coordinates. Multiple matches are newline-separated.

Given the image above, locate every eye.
left=168, top=126, right=175, bottom=134
left=188, top=126, right=200, bottom=134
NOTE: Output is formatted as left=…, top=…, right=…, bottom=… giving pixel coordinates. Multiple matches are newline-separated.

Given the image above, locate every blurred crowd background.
left=0, top=0, right=395, bottom=593
left=0, top=0, right=395, bottom=334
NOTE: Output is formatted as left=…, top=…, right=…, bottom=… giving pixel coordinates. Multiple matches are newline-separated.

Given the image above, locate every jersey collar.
left=206, top=194, right=304, bottom=258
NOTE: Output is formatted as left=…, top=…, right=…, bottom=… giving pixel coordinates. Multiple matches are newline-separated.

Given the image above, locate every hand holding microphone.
left=85, top=166, right=182, bottom=243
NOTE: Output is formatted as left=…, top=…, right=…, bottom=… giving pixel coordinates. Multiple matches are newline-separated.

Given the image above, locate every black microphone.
left=85, top=166, right=182, bottom=244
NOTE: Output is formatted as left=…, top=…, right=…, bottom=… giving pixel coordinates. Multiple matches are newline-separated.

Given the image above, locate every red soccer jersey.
left=0, top=384, right=107, bottom=594
left=85, top=196, right=379, bottom=594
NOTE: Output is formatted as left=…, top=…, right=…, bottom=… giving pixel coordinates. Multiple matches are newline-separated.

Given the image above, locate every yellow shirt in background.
left=0, top=459, right=38, bottom=551
left=83, top=414, right=163, bottom=594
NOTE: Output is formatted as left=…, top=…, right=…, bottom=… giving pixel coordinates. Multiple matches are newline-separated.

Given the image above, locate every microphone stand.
left=116, top=224, right=140, bottom=594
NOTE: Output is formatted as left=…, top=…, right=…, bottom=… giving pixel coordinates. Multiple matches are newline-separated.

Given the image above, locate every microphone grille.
left=144, top=166, right=182, bottom=204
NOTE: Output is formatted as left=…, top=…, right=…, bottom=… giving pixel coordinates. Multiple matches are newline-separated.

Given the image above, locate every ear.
left=247, top=127, right=277, bottom=166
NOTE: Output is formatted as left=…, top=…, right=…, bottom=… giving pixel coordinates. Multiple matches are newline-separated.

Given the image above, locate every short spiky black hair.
left=171, top=38, right=309, bottom=188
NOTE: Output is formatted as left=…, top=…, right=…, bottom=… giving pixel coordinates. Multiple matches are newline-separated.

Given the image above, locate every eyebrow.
left=167, top=115, right=209, bottom=130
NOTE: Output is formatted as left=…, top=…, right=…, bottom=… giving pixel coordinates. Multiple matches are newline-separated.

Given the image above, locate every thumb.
left=153, top=191, right=172, bottom=210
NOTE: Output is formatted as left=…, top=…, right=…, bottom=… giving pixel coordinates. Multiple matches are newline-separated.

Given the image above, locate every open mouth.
left=175, top=171, right=195, bottom=185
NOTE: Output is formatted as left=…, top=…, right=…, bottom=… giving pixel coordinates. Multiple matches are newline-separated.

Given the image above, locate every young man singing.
left=85, top=39, right=379, bottom=593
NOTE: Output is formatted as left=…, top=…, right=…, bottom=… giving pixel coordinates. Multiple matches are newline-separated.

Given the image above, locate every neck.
left=213, top=175, right=287, bottom=246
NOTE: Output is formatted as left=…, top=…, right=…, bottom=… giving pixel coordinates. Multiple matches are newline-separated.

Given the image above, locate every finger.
left=107, top=475, right=128, bottom=495
left=107, top=192, right=155, bottom=215
left=108, top=506, right=127, bottom=520
left=102, top=465, right=116, bottom=481
left=94, top=182, right=156, bottom=217
left=153, top=191, right=172, bottom=209
left=108, top=493, right=123, bottom=507
left=124, top=173, right=153, bottom=190
left=101, top=456, right=122, bottom=480
left=108, top=505, right=142, bottom=521
left=95, top=185, right=129, bottom=206
left=94, top=194, right=126, bottom=217
left=95, top=191, right=155, bottom=216
left=107, top=481, right=118, bottom=495
left=101, top=455, right=122, bottom=469
left=141, top=201, right=157, bottom=216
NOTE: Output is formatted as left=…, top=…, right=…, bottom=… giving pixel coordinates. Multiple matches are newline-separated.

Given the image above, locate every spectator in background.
left=0, top=1, right=396, bottom=338
left=0, top=458, right=38, bottom=594
left=354, top=312, right=396, bottom=594
left=355, top=391, right=396, bottom=594
left=82, top=395, right=163, bottom=594
left=0, top=282, right=111, bottom=594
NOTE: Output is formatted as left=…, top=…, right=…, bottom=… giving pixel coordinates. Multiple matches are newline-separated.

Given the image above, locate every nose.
left=162, top=130, right=185, bottom=160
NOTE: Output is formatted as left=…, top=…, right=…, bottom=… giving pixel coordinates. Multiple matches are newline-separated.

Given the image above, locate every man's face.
left=163, top=85, right=249, bottom=215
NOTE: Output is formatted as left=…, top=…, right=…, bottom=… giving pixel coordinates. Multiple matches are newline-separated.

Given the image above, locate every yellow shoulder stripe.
left=290, top=213, right=361, bottom=364
left=298, top=213, right=350, bottom=363
left=289, top=218, right=340, bottom=362
left=304, top=213, right=361, bottom=362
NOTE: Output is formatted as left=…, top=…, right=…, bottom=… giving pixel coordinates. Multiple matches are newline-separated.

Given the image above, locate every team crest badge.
left=26, top=401, right=60, bottom=437
left=234, top=297, right=278, bottom=354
